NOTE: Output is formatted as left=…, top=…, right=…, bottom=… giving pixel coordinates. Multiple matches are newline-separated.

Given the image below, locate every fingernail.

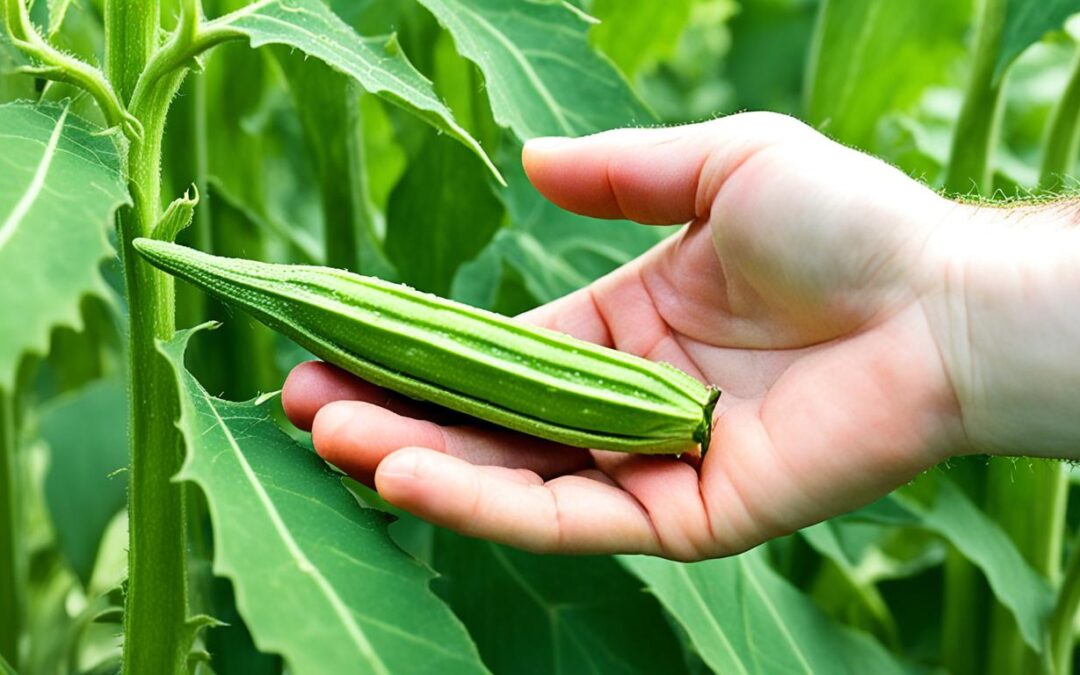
left=379, top=449, right=422, bottom=479
left=525, top=136, right=572, bottom=151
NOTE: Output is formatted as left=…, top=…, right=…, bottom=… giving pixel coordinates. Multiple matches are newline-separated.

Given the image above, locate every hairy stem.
left=109, top=2, right=202, bottom=672
left=105, top=0, right=161, bottom=103
left=944, top=0, right=1007, bottom=195
left=3, top=0, right=139, bottom=138
left=1040, top=50, right=1080, bottom=192
left=118, top=101, right=190, bottom=675
left=0, top=387, right=22, bottom=671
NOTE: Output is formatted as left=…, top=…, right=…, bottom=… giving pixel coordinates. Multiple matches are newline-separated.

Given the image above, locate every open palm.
left=283, top=113, right=964, bottom=561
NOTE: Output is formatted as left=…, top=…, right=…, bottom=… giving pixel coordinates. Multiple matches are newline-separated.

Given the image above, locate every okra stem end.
left=697, top=387, right=722, bottom=458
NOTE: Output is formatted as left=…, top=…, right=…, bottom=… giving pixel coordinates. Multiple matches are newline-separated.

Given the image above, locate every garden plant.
left=3, top=0, right=1080, bottom=673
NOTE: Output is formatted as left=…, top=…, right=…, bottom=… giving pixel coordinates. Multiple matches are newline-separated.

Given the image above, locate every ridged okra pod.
left=134, top=239, right=720, bottom=454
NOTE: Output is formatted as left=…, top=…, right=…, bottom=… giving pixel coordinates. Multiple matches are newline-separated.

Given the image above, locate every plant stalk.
left=108, top=2, right=197, bottom=672
left=944, top=0, right=1007, bottom=195
left=105, top=0, right=161, bottom=103
left=0, top=387, right=22, bottom=672
left=118, top=111, right=190, bottom=675
left=1039, top=50, right=1080, bottom=192
left=985, top=460, right=1068, bottom=675
left=1050, top=530, right=1080, bottom=675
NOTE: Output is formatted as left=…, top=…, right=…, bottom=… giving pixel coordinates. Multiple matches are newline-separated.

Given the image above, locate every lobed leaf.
left=414, top=0, right=654, bottom=139
left=0, top=102, right=129, bottom=390
left=216, top=0, right=501, bottom=180
left=160, top=324, right=489, bottom=675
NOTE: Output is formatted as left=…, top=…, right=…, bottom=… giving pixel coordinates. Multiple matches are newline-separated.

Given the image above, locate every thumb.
left=521, top=112, right=817, bottom=225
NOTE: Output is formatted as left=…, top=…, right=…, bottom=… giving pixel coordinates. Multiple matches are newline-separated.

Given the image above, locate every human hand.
left=282, top=113, right=978, bottom=561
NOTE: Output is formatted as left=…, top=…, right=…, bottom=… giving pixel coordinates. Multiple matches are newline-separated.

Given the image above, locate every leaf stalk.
left=2, top=0, right=141, bottom=139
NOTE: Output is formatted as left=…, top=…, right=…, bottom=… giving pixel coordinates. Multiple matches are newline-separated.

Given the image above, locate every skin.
left=282, top=113, right=1080, bottom=562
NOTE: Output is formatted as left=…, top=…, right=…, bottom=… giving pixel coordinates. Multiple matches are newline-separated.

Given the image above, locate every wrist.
left=921, top=202, right=1080, bottom=458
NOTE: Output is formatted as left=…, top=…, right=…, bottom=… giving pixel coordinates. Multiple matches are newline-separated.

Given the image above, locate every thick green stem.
left=109, top=3, right=199, bottom=672
left=944, top=0, right=1007, bottom=195
left=105, top=0, right=160, bottom=103
left=0, top=388, right=22, bottom=671
left=1039, top=51, right=1080, bottom=192
left=118, top=94, right=190, bottom=675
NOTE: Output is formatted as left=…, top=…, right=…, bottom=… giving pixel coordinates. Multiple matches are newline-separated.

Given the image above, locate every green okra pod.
left=134, top=239, right=719, bottom=454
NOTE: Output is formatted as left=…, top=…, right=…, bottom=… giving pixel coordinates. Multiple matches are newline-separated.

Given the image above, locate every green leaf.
left=906, top=478, right=1054, bottom=653
left=0, top=40, right=35, bottom=103
left=0, top=651, right=13, bottom=675
left=217, top=0, right=500, bottom=179
left=995, top=0, right=1080, bottom=83
left=385, top=133, right=504, bottom=296
left=38, top=377, right=128, bottom=587
left=431, top=531, right=690, bottom=675
left=621, top=547, right=922, bottom=675
left=589, top=0, right=694, bottom=77
left=160, top=324, right=489, bottom=675
left=849, top=473, right=1054, bottom=652
left=805, top=0, right=972, bottom=150
left=414, top=0, right=654, bottom=138
left=0, top=102, right=129, bottom=391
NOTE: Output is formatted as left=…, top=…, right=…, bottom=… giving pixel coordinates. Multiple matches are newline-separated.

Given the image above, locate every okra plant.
left=3, top=0, right=1080, bottom=674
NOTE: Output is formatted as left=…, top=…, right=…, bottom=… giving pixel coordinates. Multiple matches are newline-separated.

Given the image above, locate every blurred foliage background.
left=5, top=0, right=1080, bottom=673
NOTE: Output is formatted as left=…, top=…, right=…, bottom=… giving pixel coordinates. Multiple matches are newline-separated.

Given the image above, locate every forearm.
left=923, top=203, right=1080, bottom=458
